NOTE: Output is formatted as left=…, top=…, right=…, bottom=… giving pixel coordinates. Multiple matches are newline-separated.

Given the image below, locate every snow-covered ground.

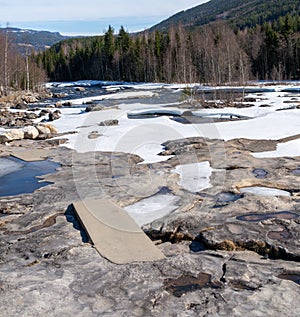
left=49, top=83, right=300, bottom=164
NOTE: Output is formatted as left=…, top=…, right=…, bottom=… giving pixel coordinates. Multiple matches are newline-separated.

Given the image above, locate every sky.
left=0, top=0, right=209, bottom=35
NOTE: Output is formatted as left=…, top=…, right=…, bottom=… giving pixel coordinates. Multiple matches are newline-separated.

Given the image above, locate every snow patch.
left=253, top=138, right=300, bottom=158
left=239, top=186, right=291, bottom=197
left=172, top=161, right=212, bottom=193
left=124, top=193, right=179, bottom=226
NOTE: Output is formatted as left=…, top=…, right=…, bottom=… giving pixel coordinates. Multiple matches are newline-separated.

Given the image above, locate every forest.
left=39, top=13, right=300, bottom=84
left=1, top=0, right=300, bottom=92
left=0, top=29, right=47, bottom=95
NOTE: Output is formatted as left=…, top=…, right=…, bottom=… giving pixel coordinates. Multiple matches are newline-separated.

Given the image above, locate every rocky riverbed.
left=0, top=82, right=299, bottom=316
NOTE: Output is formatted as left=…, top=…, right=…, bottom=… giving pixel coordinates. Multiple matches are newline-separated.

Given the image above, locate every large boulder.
left=98, top=119, right=119, bottom=126
left=13, top=102, right=28, bottom=110
left=36, top=125, right=51, bottom=135
left=49, top=110, right=61, bottom=121
left=25, top=112, right=38, bottom=120
left=39, top=123, right=58, bottom=134
left=85, top=104, right=104, bottom=112
left=0, top=129, right=24, bottom=143
left=22, top=126, right=39, bottom=139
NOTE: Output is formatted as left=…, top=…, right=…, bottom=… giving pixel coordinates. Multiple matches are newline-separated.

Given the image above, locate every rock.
left=0, top=144, right=299, bottom=317
left=39, top=109, right=51, bottom=117
left=76, top=87, right=85, bottom=92
left=13, top=102, right=28, bottom=110
left=53, top=93, right=68, bottom=98
left=63, top=101, right=72, bottom=107
left=40, top=123, right=58, bottom=134
left=36, top=125, right=51, bottom=135
left=49, top=110, right=61, bottom=121
left=85, top=104, right=104, bottom=112
left=22, top=126, right=39, bottom=139
left=25, top=112, right=38, bottom=120
left=244, top=97, right=257, bottom=102
left=88, top=131, right=102, bottom=139
left=22, top=95, right=38, bottom=103
left=55, top=101, right=62, bottom=108
left=98, top=119, right=119, bottom=126
left=0, top=128, right=24, bottom=143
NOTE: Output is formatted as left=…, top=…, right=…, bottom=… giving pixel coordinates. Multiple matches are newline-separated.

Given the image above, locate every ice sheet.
left=172, top=161, right=212, bottom=193
left=239, top=186, right=291, bottom=197
left=124, top=193, right=179, bottom=226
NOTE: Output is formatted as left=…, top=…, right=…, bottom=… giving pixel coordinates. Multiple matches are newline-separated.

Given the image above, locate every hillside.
left=150, top=0, right=300, bottom=31
left=39, top=0, right=300, bottom=83
left=0, top=27, right=70, bottom=53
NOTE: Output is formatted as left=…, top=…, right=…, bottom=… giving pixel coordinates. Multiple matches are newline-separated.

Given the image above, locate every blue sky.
left=0, top=0, right=209, bottom=35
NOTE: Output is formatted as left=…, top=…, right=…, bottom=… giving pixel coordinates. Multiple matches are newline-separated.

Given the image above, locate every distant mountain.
left=0, top=27, right=70, bottom=53
left=150, top=0, right=300, bottom=31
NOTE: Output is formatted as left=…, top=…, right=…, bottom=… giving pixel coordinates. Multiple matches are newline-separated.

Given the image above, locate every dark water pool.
left=0, top=156, right=59, bottom=197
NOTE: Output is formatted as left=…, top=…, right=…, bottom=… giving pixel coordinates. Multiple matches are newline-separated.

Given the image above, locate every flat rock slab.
left=10, top=149, right=49, bottom=161
left=73, top=199, right=165, bottom=264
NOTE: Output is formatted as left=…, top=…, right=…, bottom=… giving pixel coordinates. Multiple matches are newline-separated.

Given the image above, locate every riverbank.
left=0, top=81, right=299, bottom=316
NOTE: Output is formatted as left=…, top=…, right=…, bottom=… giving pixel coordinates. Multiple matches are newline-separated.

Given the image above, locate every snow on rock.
left=253, top=138, right=300, bottom=158
left=239, top=186, right=291, bottom=197
left=124, top=193, right=179, bottom=226
left=48, top=82, right=300, bottom=163
left=172, top=161, right=212, bottom=193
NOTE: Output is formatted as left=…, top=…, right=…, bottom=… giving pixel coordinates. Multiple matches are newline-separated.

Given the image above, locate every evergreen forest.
left=39, top=13, right=300, bottom=84
left=2, top=0, right=300, bottom=92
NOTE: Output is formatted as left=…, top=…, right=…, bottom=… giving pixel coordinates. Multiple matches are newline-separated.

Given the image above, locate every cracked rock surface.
left=0, top=135, right=300, bottom=316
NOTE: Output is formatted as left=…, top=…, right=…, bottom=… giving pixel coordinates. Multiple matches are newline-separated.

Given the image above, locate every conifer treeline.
left=39, top=14, right=300, bottom=84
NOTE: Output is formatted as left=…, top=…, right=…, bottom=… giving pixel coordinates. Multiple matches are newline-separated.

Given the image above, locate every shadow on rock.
left=64, top=204, right=89, bottom=243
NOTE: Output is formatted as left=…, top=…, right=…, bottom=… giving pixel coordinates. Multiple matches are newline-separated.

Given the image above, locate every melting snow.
left=172, top=161, right=212, bottom=193
left=239, top=186, right=291, bottom=197
left=124, top=193, right=179, bottom=226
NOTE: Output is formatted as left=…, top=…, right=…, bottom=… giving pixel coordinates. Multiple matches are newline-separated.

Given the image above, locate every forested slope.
left=39, top=0, right=300, bottom=84
left=150, top=0, right=300, bottom=31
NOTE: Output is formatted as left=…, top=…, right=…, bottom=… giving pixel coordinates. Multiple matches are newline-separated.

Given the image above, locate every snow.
left=239, top=186, right=291, bottom=197
left=253, top=138, right=300, bottom=158
left=172, top=161, right=212, bottom=193
left=124, top=193, right=179, bottom=226
left=61, top=90, right=156, bottom=106
left=43, top=81, right=300, bottom=163
left=0, top=157, right=24, bottom=178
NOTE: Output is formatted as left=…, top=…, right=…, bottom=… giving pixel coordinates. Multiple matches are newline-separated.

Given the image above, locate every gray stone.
left=22, top=126, right=39, bottom=139
left=0, top=133, right=300, bottom=316
left=36, top=125, right=51, bottom=135
left=0, top=128, right=24, bottom=143
left=85, top=104, right=104, bottom=112
left=49, top=110, right=61, bottom=121
left=98, top=119, right=119, bottom=126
